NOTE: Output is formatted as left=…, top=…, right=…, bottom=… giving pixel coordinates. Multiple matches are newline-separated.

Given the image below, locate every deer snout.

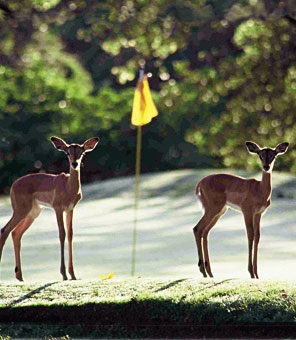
left=72, top=161, right=78, bottom=169
left=263, top=165, right=270, bottom=172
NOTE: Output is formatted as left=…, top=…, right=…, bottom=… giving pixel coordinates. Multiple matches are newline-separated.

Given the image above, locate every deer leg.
left=12, top=215, right=34, bottom=281
left=193, top=211, right=221, bottom=278
left=55, top=210, right=67, bottom=280
left=11, top=205, right=42, bottom=282
left=253, top=214, right=261, bottom=279
left=243, top=211, right=255, bottom=279
left=203, top=207, right=228, bottom=278
left=66, top=210, right=76, bottom=280
left=0, top=213, right=27, bottom=263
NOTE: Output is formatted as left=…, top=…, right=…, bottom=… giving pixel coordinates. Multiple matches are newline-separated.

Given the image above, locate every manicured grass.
left=0, top=278, right=296, bottom=338
left=1, top=169, right=296, bottom=282
left=0, top=170, right=296, bottom=338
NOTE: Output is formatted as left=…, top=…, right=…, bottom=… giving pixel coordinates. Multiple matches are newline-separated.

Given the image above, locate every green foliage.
left=195, top=17, right=296, bottom=171
left=0, top=30, right=135, bottom=191
left=1, top=0, right=296, bottom=190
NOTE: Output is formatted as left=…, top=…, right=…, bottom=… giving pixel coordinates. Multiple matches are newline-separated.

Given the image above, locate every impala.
left=193, top=141, right=289, bottom=279
left=0, top=136, right=99, bottom=281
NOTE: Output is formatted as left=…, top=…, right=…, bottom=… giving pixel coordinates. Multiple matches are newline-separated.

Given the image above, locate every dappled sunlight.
left=139, top=170, right=197, bottom=196
left=259, top=236, right=296, bottom=255
left=21, top=237, right=59, bottom=247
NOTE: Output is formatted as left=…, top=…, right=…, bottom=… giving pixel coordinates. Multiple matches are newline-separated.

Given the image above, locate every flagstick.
left=131, top=125, right=142, bottom=276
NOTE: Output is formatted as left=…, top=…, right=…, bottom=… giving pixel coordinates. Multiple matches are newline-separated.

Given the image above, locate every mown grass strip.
left=0, top=278, right=296, bottom=338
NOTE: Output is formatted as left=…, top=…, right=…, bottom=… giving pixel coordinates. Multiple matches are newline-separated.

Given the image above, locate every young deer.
left=193, top=141, right=289, bottom=279
left=0, top=136, right=99, bottom=281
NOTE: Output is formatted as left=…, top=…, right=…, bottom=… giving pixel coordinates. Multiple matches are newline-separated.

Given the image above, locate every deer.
left=193, top=141, right=289, bottom=279
left=0, top=136, right=99, bottom=281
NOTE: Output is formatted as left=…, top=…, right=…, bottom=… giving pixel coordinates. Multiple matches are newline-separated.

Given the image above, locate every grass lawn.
left=0, top=169, right=296, bottom=338
left=1, top=169, right=296, bottom=282
left=0, top=278, right=296, bottom=338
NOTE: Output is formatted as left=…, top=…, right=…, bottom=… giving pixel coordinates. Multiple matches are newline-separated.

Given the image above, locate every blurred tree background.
left=0, top=0, right=295, bottom=193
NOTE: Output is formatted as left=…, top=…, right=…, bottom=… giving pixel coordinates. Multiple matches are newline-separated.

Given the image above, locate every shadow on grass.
left=155, top=278, right=188, bottom=292
left=272, top=177, right=296, bottom=199
left=82, top=169, right=296, bottom=203
left=8, top=282, right=58, bottom=307
left=1, top=295, right=296, bottom=338
left=154, top=279, right=236, bottom=294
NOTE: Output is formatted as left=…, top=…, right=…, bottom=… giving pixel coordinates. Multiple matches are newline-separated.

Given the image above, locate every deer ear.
left=50, top=136, right=69, bottom=152
left=275, top=142, right=289, bottom=155
left=246, top=141, right=261, bottom=154
left=83, top=137, right=100, bottom=152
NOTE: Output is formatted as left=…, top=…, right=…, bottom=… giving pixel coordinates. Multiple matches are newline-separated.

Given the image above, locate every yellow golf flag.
left=131, top=74, right=158, bottom=126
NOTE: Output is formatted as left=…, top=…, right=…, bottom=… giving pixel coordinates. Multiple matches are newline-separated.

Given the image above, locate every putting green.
left=0, top=169, right=295, bottom=282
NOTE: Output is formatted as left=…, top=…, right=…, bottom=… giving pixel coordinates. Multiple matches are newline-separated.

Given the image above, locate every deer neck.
left=260, top=170, right=272, bottom=201
left=68, top=166, right=81, bottom=197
